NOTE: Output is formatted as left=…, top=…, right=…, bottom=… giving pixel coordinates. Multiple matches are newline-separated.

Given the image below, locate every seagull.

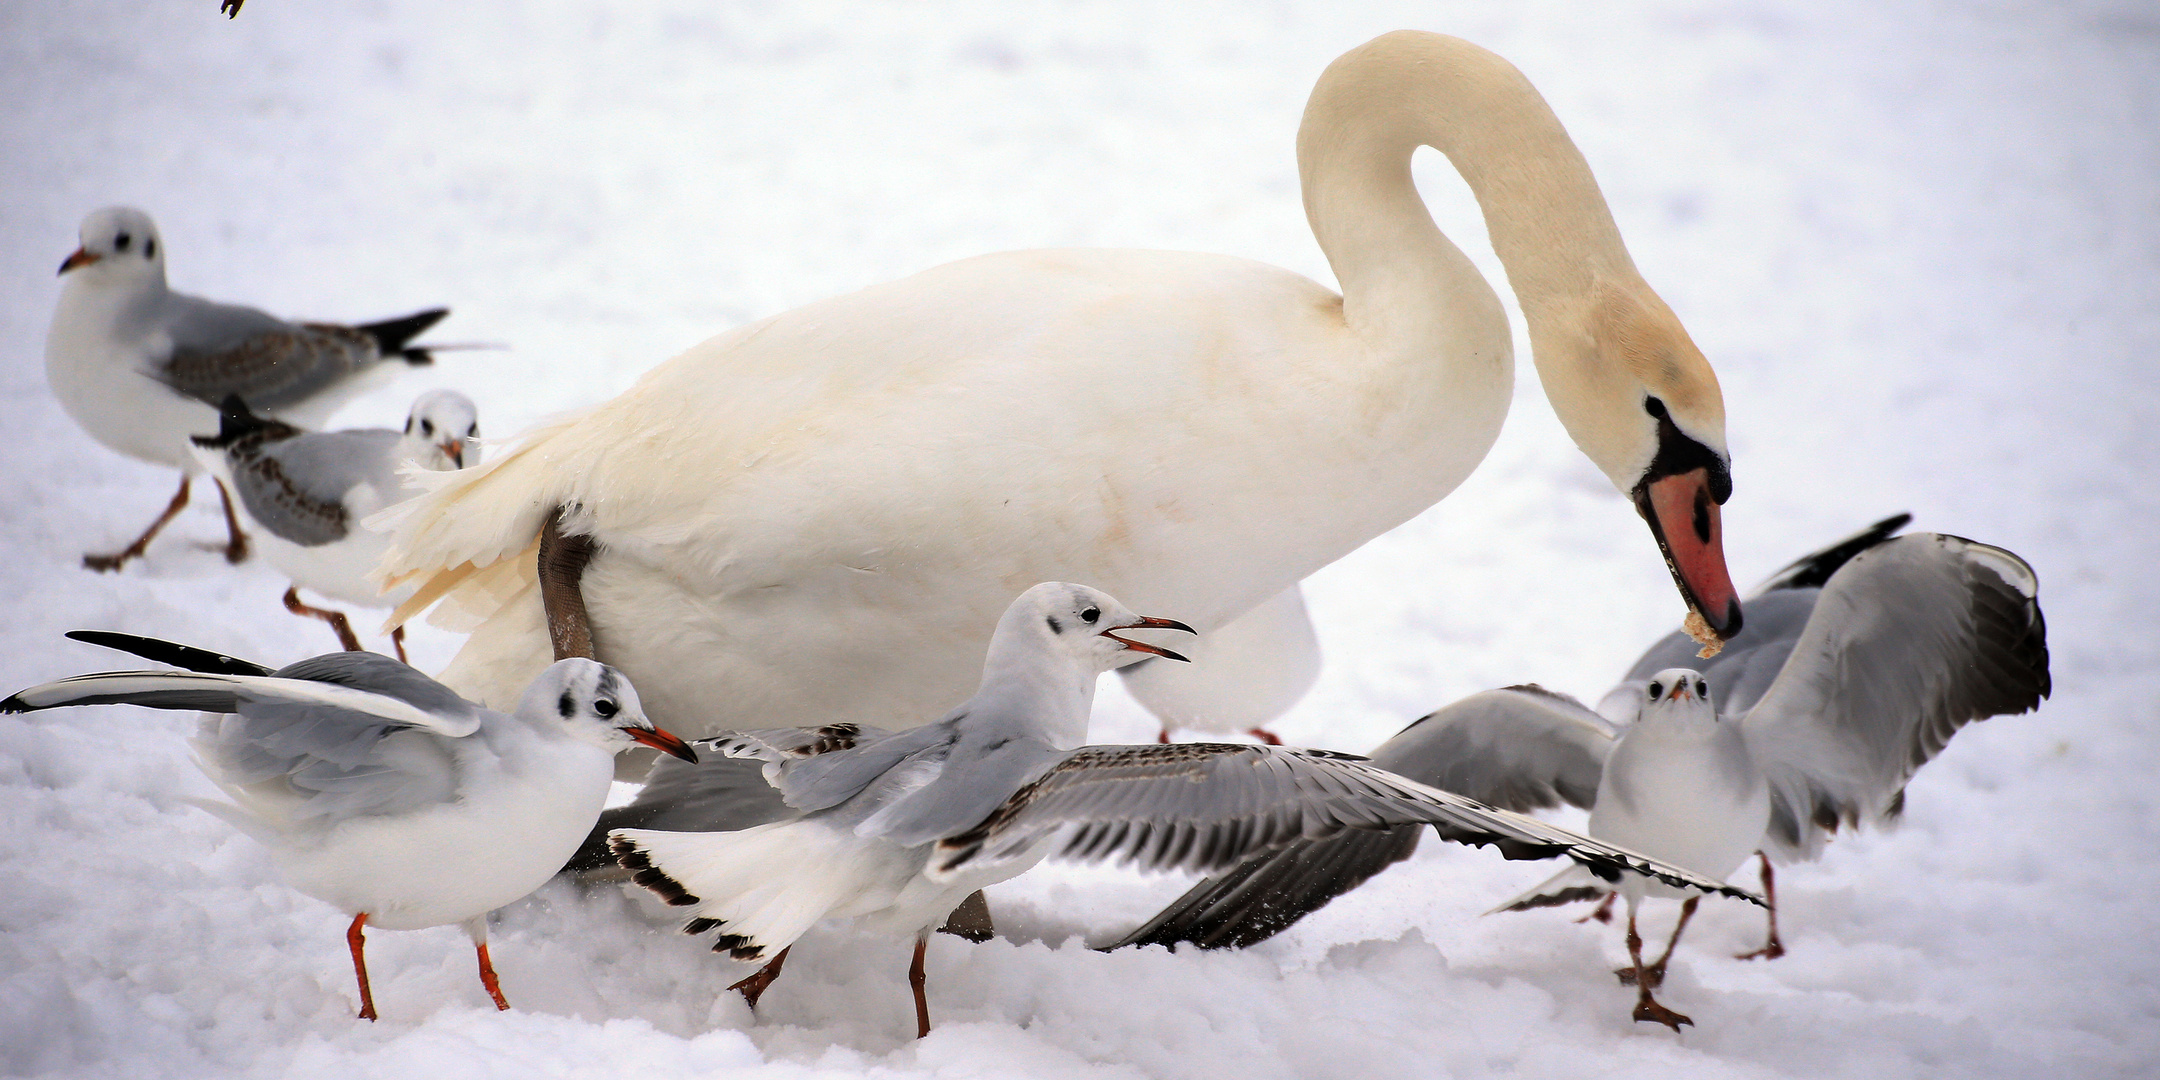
left=47, top=206, right=448, bottom=572
left=1109, top=518, right=2050, bottom=1029
left=190, top=390, right=481, bottom=661
left=378, top=32, right=1744, bottom=757
left=1, top=631, right=695, bottom=1021
left=607, top=583, right=1759, bottom=1039
left=1120, top=585, right=1319, bottom=744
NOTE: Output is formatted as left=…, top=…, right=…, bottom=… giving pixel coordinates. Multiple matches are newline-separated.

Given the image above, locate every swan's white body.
left=384, top=32, right=1736, bottom=740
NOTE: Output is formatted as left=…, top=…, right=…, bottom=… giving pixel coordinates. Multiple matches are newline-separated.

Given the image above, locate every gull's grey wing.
left=1104, top=686, right=1615, bottom=951
left=1740, top=533, right=2051, bottom=858
left=1751, top=513, right=1912, bottom=594
left=1602, top=515, right=1915, bottom=722
left=5, top=651, right=485, bottom=822
left=153, top=295, right=444, bottom=411
left=63, top=630, right=272, bottom=676
left=4, top=652, right=475, bottom=734
left=1105, top=824, right=1422, bottom=951
left=562, top=725, right=893, bottom=874
left=1371, top=686, right=1614, bottom=811
left=1605, top=589, right=1819, bottom=722
left=767, top=716, right=963, bottom=813
left=932, top=743, right=1761, bottom=907
left=232, top=428, right=403, bottom=546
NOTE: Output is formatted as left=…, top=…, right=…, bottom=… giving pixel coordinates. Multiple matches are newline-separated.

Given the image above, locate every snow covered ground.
left=2, top=1, right=2155, bottom=1076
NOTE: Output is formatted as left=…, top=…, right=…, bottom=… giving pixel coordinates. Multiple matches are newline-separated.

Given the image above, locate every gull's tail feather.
left=355, top=308, right=450, bottom=364
left=611, top=822, right=869, bottom=962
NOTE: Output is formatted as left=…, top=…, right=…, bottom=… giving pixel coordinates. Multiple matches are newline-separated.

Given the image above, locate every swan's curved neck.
left=1298, top=31, right=1646, bottom=374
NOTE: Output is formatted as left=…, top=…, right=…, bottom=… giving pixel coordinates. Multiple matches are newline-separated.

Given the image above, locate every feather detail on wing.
left=1103, top=687, right=1617, bottom=950
left=931, top=743, right=1759, bottom=905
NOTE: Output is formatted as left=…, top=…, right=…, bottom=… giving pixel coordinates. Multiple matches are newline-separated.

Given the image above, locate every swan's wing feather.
left=1741, top=533, right=2050, bottom=858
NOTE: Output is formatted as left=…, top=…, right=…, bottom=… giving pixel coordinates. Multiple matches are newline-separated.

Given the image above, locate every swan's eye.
left=1643, top=395, right=1667, bottom=419
left=1647, top=681, right=1664, bottom=700
left=1080, top=607, right=1100, bottom=624
left=593, top=699, right=618, bottom=718
left=114, top=233, right=131, bottom=252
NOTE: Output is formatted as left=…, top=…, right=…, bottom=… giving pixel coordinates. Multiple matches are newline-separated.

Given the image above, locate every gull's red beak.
left=625, top=724, right=698, bottom=762
left=439, top=440, right=466, bottom=469
left=1103, top=615, right=1197, bottom=663
left=59, top=248, right=98, bottom=274
left=1635, top=467, right=1742, bottom=640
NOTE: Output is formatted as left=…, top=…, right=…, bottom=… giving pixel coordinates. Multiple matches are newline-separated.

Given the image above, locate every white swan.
left=382, top=31, right=1741, bottom=740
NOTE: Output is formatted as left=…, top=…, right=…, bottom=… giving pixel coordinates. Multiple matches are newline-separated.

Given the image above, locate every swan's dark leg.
left=538, top=506, right=598, bottom=661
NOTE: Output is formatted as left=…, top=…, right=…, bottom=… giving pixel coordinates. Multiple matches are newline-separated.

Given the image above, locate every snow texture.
left=2, top=1, right=2154, bottom=1077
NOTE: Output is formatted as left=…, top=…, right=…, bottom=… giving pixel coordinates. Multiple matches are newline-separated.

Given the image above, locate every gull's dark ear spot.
left=144, top=237, right=156, bottom=259
left=1045, top=615, right=1062, bottom=634
left=558, top=690, right=576, bottom=718
left=114, top=233, right=131, bottom=252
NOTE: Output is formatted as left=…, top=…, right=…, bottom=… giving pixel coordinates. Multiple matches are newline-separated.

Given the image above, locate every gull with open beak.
left=2, top=632, right=695, bottom=1021
left=608, top=583, right=1759, bottom=1039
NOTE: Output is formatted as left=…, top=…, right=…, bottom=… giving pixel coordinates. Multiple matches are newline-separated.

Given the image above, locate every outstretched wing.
left=933, top=743, right=1757, bottom=906
left=1741, top=533, right=2050, bottom=858
left=5, top=649, right=486, bottom=823
left=1602, top=514, right=1915, bottom=722
left=1105, top=687, right=1615, bottom=950
left=64, top=630, right=272, bottom=676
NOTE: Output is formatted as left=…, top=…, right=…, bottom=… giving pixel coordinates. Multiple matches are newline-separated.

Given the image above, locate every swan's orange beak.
left=59, top=248, right=99, bottom=274
left=1103, top=615, right=1197, bottom=663
left=1636, top=468, right=1742, bottom=640
left=625, top=724, right=699, bottom=762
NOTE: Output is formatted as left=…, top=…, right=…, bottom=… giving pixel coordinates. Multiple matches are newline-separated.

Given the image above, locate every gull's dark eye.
left=592, top=699, right=618, bottom=718
left=466, top=424, right=478, bottom=438
left=1696, top=679, right=1708, bottom=697
left=114, top=233, right=131, bottom=252
left=1647, top=681, right=1664, bottom=700
left=420, top=419, right=435, bottom=436
left=1080, top=607, right=1100, bottom=624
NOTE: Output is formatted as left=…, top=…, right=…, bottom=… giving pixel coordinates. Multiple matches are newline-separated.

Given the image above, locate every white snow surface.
left=2, top=2, right=2154, bottom=1077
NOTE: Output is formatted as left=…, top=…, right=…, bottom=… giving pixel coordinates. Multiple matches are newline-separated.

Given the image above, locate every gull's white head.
left=521, top=658, right=697, bottom=761
left=1638, top=667, right=1717, bottom=727
left=996, top=582, right=1197, bottom=675
left=60, top=207, right=166, bottom=288
left=401, top=389, right=481, bottom=470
